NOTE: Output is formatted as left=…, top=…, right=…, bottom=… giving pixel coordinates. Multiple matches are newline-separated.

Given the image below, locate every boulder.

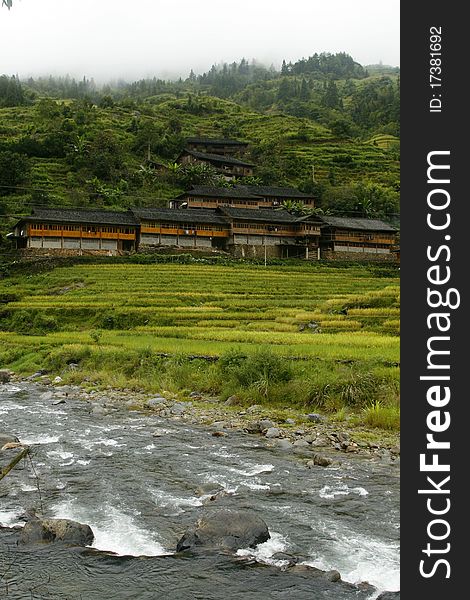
left=293, top=439, right=310, bottom=449
left=19, top=518, right=94, bottom=546
left=265, top=427, right=281, bottom=439
left=275, top=439, right=292, bottom=451
left=0, top=433, right=20, bottom=447
left=52, top=398, right=66, bottom=406
left=377, top=593, right=400, bottom=600
left=0, top=370, right=11, bottom=384
left=176, top=509, right=270, bottom=553
left=306, top=413, right=323, bottom=423
left=306, top=454, right=332, bottom=467
left=170, top=402, right=187, bottom=416
left=259, top=419, right=275, bottom=431
left=224, top=395, right=239, bottom=406
left=324, top=570, right=341, bottom=582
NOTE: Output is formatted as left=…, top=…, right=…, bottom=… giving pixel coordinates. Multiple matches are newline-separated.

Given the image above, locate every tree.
left=0, top=151, right=31, bottom=194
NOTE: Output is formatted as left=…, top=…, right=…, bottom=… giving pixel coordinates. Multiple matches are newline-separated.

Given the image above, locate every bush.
left=218, top=347, right=293, bottom=398
left=362, top=401, right=400, bottom=430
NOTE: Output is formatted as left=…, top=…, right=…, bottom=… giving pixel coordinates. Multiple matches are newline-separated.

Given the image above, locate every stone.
left=0, top=370, right=11, bottom=384
left=246, top=404, right=263, bottom=414
left=336, top=431, right=350, bottom=444
left=244, top=421, right=262, bottom=434
left=1, top=442, right=24, bottom=451
left=147, top=397, right=167, bottom=408
left=324, top=570, right=341, bottom=582
left=306, top=413, right=323, bottom=423
left=390, top=445, right=400, bottom=455
left=275, top=439, right=292, bottom=451
left=189, top=391, right=202, bottom=399
left=29, top=370, right=48, bottom=379
left=293, top=439, right=310, bottom=449
left=19, top=518, right=94, bottom=547
left=0, top=433, right=20, bottom=447
left=53, top=376, right=63, bottom=384
left=176, top=509, right=270, bottom=553
left=211, top=431, right=227, bottom=437
left=259, top=419, right=275, bottom=431
left=170, top=402, right=187, bottom=415
left=271, top=552, right=299, bottom=566
left=91, top=405, right=108, bottom=416
left=310, top=435, right=330, bottom=447
left=376, top=593, right=400, bottom=600
left=306, top=454, right=332, bottom=468
left=285, top=418, right=296, bottom=425
left=265, top=427, right=281, bottom=439
left=40, top=391, right=54, bottom=401
left=224, top=395, right=239, bottom=406
left=52, top=398, right=66, bottom=406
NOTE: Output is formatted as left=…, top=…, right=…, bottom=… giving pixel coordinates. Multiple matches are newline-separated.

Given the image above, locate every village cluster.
left=9, top=138, right=398, bottom=261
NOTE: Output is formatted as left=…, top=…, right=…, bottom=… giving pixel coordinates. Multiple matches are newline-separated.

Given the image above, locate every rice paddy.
left=0, top=262, right=400, bottom=421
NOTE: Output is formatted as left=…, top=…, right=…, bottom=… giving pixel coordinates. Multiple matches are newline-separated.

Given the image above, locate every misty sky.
left=0, top=0, right=399, bottom=81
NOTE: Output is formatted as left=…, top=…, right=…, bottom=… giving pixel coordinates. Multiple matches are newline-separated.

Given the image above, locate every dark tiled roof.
left=186, top=137, right=248, bottom=146
left=179, top=186, right=261, bottom=199
left=238, top=186, right=315, bottom=199
left=133, top=208, right=229, bottom=225
left=26, top=208, right=138, bottom=226
left=181, top=150, right=254, bottom=168
left=219, top=207, right=298, bottom=223
left=319, top=216, right=396, bottom=232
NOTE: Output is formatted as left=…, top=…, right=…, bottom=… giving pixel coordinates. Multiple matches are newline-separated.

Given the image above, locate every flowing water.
left=0, top=383, right=399, bottom=599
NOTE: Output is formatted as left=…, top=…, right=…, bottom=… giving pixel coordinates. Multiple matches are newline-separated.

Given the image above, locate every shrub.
left=362, top=401, right=400, bottom=430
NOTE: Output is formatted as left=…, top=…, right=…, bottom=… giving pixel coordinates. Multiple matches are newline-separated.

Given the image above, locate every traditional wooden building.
left=176, top=150, right=255, bottom=179
left=319, top=216, right=397, bottom=260
left=219, top=207, right=322, bottom=259
left=133, top=208, right=230, bottom=250
left=170, top=186, right=270, bottom=210
left=9, top=207, right=398, bottom=262
left=239, top=186, right=316, bottom=208
left=10, top=208, right=138, bottom=255
left=185, top=137, right=249, bottom=157
left=172, top=185, right=316, bottom=210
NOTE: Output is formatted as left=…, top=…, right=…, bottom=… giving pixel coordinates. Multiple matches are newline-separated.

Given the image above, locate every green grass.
left=0, top=262, right=400, bottom=426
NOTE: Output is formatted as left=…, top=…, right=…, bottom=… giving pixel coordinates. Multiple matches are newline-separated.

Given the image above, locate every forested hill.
left=0, top=53, right=399, bottom=244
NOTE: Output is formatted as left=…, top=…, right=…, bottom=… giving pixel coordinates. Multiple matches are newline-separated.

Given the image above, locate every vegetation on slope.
left=0, top=53, right=399, bottom=246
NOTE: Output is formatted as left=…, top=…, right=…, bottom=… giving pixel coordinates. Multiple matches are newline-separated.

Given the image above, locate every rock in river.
left=0, top=370, right=11, bottom=384
left=0, top=433, right=20, bottom=447
left=19, top=518, right=94, bottom=547
left=377, top=593, right=400, bottom=600
left=176, top=509, right=270, bottom=553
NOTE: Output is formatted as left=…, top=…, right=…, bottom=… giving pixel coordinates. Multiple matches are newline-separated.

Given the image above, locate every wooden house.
left=239, top=186, right=316, bottom=208
left=171, top=186, right=270, bottom=210
left=185, top=137, right=249, bottom=157
left=318, top=216, right=397, bottom=260
left=176, top=150, right=255, bottom=179
left=10, top=208, right=138, bottom=255
left=219, top=207, right=322, bottom=259
left=133, top=208, right=230, bottom=250
left=172, top=185, right=316, bottom=210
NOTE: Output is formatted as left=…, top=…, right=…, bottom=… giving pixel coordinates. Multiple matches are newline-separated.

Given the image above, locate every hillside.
left=0, top=55, right=400, bottom=245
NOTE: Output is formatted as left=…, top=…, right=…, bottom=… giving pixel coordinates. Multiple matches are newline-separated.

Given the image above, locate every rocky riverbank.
left=2, top=368, right=400, bottom=463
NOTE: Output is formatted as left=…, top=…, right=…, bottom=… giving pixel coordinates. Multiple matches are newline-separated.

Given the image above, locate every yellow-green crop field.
left=0, top=262, right=400, bottom=420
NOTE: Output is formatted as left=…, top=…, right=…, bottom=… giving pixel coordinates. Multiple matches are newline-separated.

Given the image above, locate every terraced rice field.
left=0, top=263, right=399, bottom=364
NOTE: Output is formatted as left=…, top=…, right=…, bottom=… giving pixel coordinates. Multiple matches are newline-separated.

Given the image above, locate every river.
left=0, top=382, right=399, bottom=599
